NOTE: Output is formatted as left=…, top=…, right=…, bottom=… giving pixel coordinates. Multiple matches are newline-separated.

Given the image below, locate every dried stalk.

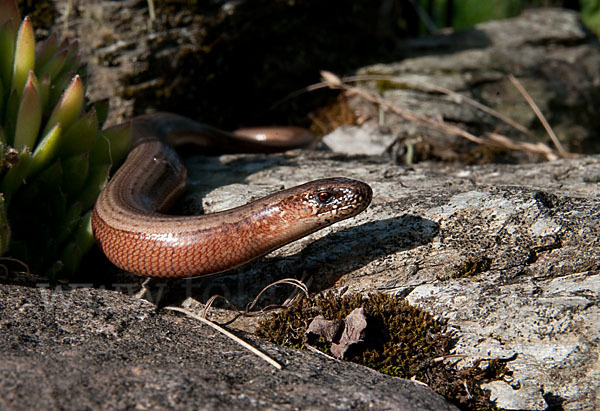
left=508, top=74, right=566, bottom=154
left=320, top=71, right=575, bottom=161
left=165, top=306, right=283, bottom=370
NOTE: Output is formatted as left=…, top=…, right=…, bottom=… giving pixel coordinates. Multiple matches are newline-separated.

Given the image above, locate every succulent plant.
left=0, top=0, right=131, bottom=278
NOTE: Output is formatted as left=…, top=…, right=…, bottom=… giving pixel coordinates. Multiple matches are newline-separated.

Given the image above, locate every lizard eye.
left=317, top=190, right=333, bottom=204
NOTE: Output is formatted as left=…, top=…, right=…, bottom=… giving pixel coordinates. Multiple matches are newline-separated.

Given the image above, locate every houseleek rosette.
left=0, top=0, right=131, bottom=277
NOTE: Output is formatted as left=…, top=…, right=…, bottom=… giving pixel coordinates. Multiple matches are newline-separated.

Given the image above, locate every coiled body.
left=91, top=113, right=372, bottom=278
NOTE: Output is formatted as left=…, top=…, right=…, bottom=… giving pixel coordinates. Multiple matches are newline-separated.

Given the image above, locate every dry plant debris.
left=306, top=307, right=368, bottom=359
left=317, top=71, right=577, bottom=162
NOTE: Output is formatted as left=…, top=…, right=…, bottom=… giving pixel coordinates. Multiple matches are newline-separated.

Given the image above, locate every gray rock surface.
left=350, top=8, right=600, bottom=160
left=0, top=283, right=457, bottom=410
left=4, top=148, right=597, bottom=410
left=179, top=148, right=599, bottom=411
left=328, top=10, right=600, bottom=408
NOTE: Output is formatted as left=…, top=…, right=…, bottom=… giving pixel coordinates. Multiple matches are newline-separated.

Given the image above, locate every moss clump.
left=452, top=257, right=492, bottom=278
left=258, top=292, right=513, bottom=411
left=375, top=78, right=409, bottom=94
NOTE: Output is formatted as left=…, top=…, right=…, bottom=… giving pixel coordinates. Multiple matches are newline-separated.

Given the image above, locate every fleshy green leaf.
left=61, top=152, right=89, bottom=198
left=4, top=88, right=19, bottom=145
left=43, top=75, right=83, bottom=135
left=0, top=9, right=119, bottom=273
left=57, top=201, right=82, bottom=244
left=92, top=98, right=109, bottom=127
left=60, top=212, right=94, bottom=277
left=0, top=136, right=5, bottom=170
left=29, top=123, right=61, bottom=177
left=0, top=138, right=5, bottom=172
left=58, top=241, right=81, bottom=278
left=0, top=77, right=4, bottom=120
left=0, top=149, right=31, bottom=200
left=91, top=121, right=132, bottom=168
left=11, top=16, right=35, bottom=97
left=58, top=40, right=80, bottom=77
left=77, top=163, right=110, bottom=210
left=73, top=211, right=94, bottom=252
left=0, top=20, right=15, bottom=93
left=45, top=71, right=79, bottom=119
left=38, top=47, right=67, bottom=79
left=59, top=109, right=98, bottom=156
left=35, top=31, right=58, bottom=70
left=89, top=130, right=110, bottom=166
left=45, top=260, right=64, bottom=278
left=19, top=159, right=63, bottom=205
left=13, top=71, right=41, bottom=150
left=39, top=164, right=66, bottom=222
left=38, top=72, right=50, bottom=112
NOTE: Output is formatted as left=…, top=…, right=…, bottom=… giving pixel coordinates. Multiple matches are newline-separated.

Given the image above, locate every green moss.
left=452, top=257, right=492, bottom=278
left=258, top=292, right=512, bottom=411
left=375, top=78, right=407, bottom=94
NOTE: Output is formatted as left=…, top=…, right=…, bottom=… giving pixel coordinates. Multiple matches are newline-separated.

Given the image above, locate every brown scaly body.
left=92, top=113, right=372, bottom=278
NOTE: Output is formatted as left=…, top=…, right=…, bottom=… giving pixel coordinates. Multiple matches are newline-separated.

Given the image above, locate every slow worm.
left=91, top=112, right=372, bottom=278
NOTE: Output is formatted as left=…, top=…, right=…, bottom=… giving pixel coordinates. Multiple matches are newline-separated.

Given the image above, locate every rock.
left=49, top=0, right=407, bottom=129
left=0, top=284, right=457, bottom=411
left=351, top=8, right=600, bottom=161
left=322, top=10, right=600, bottom=408
left=322, top=124, right=396, bottom=155
left=4, top=146, right=597, bottom=409
left=177, top=149, right=599, bottom=411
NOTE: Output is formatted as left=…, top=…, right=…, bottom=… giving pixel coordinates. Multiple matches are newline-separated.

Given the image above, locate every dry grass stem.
left=306, top=343, right=338, bottom=360
left=134, top=278, right=152, bottom=299
left=247, top=278, right=309, bottom=312
left=407, top=0, right=439, bottom=34
left=0, top=257, right=31, bottom=279
left=184, top=278, right=310, bottom=328
left=321, top=71, right=484, bottom=144
left=165, top=306, right=283, bottom=370
left=202, top=294, right=241, bottom=318
left=282, top=272, right=313, bottom=307
left=374, top=76, right=534, bottom=138
left=508, top=73, right=566, bottom=154
left=485, top=132, right=558, bottom=158
left=281, top=74, right=531, bottom=138
left=146, top=0, right=156, bottom=21
left=319, top=71, right=573, bottom=161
